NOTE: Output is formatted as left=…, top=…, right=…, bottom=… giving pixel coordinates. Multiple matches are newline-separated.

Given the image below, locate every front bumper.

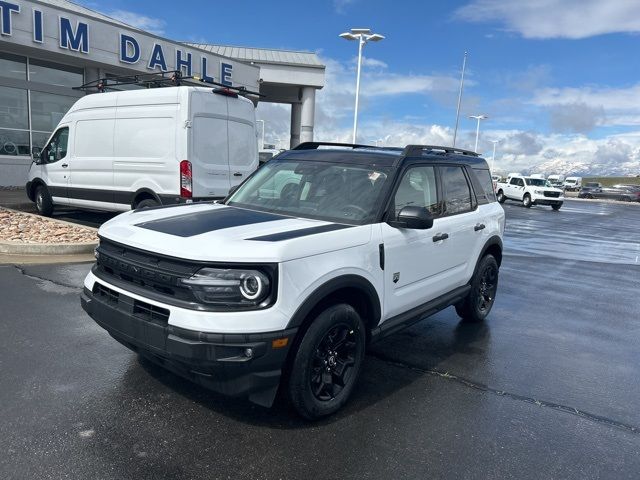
left=81, top=286, right=296, bottom=407
left=532, top=199, right=563, bottom=206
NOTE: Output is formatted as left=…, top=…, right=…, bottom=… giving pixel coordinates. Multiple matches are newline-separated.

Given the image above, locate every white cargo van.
left=564, top=176, right=582, bottom=191
left=26, top=86, right=258, bottom=215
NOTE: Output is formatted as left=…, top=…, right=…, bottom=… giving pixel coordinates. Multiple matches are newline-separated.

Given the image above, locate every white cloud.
left=455, top=0, right=640, bottom=39
left=529, top=83, right=640, bottom=132
left=333, top=0, right=357, bottom=14
left=107, top=10, right=166, bottom=35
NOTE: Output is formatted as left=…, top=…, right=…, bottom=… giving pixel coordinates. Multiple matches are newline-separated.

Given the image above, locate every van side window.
left=441, top=166, right=473, bottom=215
left=43, top=127, right=69, bottom=163
left=393, top=166, right=440, bottom=217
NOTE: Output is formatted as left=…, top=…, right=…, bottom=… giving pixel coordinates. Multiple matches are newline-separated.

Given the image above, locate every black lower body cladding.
left=81, top=285, right=296, bottom=407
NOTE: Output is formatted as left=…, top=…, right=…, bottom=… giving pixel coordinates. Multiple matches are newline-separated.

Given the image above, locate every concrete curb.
left=0, top=206, right=98, bottom=256
left=0, top=240, right=96, bottom=255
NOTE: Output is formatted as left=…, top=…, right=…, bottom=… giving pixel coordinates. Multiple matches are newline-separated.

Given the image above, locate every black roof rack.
left=293, top=141, right=402, bottom=151
left=402, top=145, right=479, bottom=157
left=74, top=70, right=263, bottom=97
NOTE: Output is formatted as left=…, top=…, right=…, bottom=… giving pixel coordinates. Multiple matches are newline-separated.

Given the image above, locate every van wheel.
left=523, top=194, right=532, bottom=208
left=135, top=198, right=159, bottom=209
left=288, top=304, right=366, bottom=420
left=35, top=185, right=53, bottom=216
left=455, top=254, right=499, bottom=323
left=496, top=190, right=506, bottom=203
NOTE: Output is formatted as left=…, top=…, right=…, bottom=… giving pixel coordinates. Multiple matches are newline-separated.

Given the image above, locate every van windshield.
left=226, top=159, right=392, bottom=224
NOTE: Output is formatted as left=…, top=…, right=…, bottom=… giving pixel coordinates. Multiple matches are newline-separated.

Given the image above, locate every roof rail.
left=402, top=145, right=479, bottom=157
left=293, top=141, right=374, bottom=150
left=74, top=70, right=263, bottom=97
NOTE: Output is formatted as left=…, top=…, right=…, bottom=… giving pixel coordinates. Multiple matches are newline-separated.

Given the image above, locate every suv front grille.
left=95, top=238, right=200, bottom=305
left=544, top=191, right=561, bottom=198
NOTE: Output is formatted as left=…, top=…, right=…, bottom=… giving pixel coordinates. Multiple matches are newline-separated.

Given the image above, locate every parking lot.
left=1, top=198, right=639, bottom=479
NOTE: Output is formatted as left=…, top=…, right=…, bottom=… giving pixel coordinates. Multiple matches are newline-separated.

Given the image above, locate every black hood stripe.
left=247, top=223, right=352, bottom=242
left=136, top=207, right=288, bottom=237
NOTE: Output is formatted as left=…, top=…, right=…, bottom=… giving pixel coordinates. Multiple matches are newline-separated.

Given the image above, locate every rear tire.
left=455, top=254, right=499, bottom=323
left=523, top=194, right=532, bottom=208
left=135, top=198, right=159, bottom=209
left=287, top=304, right=366, bottom=420
left=496, top=190, right=506, bottom=203
left=35, top=185, right=53, bottom=216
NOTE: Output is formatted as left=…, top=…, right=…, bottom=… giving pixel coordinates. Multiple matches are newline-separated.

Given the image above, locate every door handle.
left=432, top=233, right=449, bottom=242
left=474, top=223, right=486, bottom=231
left=61, top=163, right=68, bottom=168
left=233, top=172, right=242, bottom=177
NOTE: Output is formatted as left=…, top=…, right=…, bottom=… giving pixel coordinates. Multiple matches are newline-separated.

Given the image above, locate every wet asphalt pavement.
left=1, top=199, right=640, bottom=479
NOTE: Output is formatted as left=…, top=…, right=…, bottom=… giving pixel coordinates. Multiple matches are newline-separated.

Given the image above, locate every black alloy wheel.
left=287, top=304, right=366, bottom=419
left=476, top=261, right=498, bottom=315
left=310, top=324, right=358, bottom=401
left=455, top=254, right=499, bottom=323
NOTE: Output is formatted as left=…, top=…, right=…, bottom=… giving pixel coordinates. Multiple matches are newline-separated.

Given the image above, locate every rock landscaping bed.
left=0, top=207, right=97, bottom=244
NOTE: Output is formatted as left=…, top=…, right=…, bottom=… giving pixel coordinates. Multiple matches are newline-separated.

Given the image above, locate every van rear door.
left=227, top=97, right=258, bottom=188
left=190, top=91, right=230, bottom=198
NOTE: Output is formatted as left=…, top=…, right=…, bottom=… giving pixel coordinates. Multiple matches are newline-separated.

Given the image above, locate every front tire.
left=287, top=304, right=366, bottom=420
left=35, top=185, right=53, bottom=216
left=552, top=203, right=562, bottom=211
left=455, top=254, right=499, bottom=323
left=523, top=194, right=532, bottom=208
left=496, top=190, right=506, bottom=203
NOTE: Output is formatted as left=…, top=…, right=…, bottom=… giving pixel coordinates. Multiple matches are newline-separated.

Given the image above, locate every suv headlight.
left=534, top=189, right=543, bottom=194
left=180, top=267, right=272, bottom=307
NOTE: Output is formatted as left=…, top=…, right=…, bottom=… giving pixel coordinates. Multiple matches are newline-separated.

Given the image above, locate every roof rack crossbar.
left=73, top=70, right=263, bottom=97
left=402, top=145, right=479, bottom=157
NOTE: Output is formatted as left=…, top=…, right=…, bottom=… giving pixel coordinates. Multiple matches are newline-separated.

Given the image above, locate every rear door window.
left=441, top=166, right=473, bottom=215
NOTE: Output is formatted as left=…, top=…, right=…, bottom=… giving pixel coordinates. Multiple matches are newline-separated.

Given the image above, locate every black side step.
left=370, top=284, right=470, bottom=342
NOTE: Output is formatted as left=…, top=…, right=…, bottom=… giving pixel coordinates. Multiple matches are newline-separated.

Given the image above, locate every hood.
left=98, top=203, right=372, bottom=263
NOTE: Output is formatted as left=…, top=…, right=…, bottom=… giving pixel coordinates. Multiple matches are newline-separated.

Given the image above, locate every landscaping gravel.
left=0, top=208, right=97, bottom=244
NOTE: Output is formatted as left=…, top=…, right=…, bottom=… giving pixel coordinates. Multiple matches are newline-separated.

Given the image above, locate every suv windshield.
left=525, top=178, right=547, bottom=186
left=226, top=159, right=392, bottom=224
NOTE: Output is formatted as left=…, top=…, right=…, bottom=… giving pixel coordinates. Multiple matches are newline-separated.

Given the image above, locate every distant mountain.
left=523, top=158, right=640, bottom=177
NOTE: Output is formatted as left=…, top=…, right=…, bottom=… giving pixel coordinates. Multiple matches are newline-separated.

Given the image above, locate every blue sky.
left=80, top=0, right=640, bottom=175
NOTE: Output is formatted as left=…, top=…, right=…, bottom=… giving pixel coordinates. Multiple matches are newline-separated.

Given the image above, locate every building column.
left=300, top=87, right=316, bottom=144
left=290, top=102, right=302, bottom=148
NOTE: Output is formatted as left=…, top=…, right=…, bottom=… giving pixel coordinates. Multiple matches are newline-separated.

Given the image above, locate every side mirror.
left=389, top=206, right=434, bottom=230
left=32, top=149, right=43, bottom=163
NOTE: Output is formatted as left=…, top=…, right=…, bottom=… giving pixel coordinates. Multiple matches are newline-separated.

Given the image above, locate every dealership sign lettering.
left=0, top=1, right=233, bottom=85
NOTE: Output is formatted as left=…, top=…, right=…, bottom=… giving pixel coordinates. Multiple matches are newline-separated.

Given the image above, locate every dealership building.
left=0, top=0, right=325, bottom=186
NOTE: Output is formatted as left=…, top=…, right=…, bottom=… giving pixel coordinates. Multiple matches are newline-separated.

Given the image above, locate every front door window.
left=43, top=127, right=69, bottom=163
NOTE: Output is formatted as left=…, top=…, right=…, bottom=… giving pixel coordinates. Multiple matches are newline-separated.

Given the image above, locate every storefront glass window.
left=0, top=52, right=27, bottom=80
left=0, top=128, right=29, bottom=156
left=29, top=58, right=83, bottom=88
left=30, top=91, right=77, bottom=132
left=0, top=85, right=29, bottom=130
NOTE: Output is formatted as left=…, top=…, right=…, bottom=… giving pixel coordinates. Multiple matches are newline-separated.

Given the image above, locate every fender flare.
left=131, top=188, right=161, bottom=208
left=285, top=274, right=382, bottom=331
left=478, top=235, right=503, bottom=267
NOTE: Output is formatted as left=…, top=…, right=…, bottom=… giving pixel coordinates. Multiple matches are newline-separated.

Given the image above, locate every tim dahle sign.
left=0, top=0, right=251, bottom=87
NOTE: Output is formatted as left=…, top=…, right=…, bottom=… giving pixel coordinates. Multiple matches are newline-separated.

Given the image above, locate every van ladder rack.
left=74, top=70, right=263, bottom=97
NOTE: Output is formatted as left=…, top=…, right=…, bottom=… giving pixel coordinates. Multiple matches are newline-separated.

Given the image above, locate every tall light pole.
left=340, top=28, right=385, bottom=144
left=256, top=119, right=265, bottom=150
left=469, top=114, right=488, bottom=152
left=490, top=139, right=499, bottom=172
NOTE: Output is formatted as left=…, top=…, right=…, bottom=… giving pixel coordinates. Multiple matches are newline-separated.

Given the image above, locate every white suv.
left=81, top=143, right=505, bottom=419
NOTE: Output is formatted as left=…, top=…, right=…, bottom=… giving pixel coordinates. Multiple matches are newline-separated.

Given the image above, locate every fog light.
left=244, top=348, right=254, bottom=359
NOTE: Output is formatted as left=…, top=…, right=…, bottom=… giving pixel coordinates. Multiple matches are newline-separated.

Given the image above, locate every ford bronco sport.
left=81, top=142, right=505, bottom=419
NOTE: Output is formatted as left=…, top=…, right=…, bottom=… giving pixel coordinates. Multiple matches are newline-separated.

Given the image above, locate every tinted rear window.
left=474, top=168, right=496, bottom=202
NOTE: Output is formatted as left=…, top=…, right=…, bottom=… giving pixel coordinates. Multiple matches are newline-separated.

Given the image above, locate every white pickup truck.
left=496, top=175, right=564, bottom=210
